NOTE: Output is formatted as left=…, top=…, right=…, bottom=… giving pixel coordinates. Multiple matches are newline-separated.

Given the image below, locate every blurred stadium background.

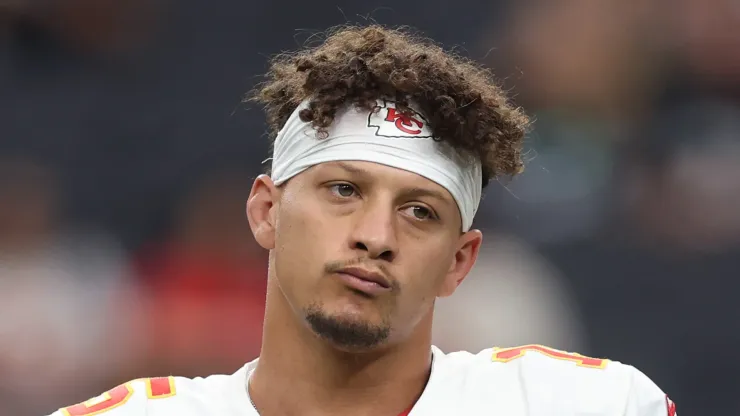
left=1, top=0, right=739, bottom=414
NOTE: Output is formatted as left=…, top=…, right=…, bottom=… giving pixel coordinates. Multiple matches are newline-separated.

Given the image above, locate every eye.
left=329, top=183, right=357, bottom=198
left=401, top=205, right=436, bottom=221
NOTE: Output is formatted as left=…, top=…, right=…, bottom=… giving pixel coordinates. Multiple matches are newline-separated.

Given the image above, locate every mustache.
left=324, top=258, right=399, bottom=290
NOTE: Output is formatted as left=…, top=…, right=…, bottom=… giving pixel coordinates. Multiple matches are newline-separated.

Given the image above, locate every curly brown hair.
left=249, top=25, right=529, bottom=187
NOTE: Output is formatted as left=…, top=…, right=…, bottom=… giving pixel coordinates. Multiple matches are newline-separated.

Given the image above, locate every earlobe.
left=438, top=230, right=483, bottom=298
left=246, top=174, right=278, bottom=250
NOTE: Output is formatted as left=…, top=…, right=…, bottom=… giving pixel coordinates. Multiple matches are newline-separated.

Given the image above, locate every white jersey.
left=49, top=345, right=677, bottom=416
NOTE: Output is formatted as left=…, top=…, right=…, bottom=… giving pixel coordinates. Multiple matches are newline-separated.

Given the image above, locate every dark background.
left=1, top=0, right=739, bottom=414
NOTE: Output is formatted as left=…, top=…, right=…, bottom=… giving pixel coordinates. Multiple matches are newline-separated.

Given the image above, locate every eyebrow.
left=334, top=161, right=370, bottom=176
left=403, top=187, right=450, bottom=204
left=334, top=162, right=451, bottom=203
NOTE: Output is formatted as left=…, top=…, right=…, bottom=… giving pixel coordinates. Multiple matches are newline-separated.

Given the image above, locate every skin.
left=245, top=160, right=483, bottom=416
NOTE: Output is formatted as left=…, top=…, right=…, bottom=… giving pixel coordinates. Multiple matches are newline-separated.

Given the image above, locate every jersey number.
left=60, top=377, right=176, bottom=416
left=492, top=344, right=608, bottom=369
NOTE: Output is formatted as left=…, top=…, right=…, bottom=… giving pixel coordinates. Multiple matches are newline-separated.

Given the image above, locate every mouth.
left=335, top=266, right=392, bottom=296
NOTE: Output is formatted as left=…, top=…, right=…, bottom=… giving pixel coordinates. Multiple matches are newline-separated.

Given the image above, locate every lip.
left=338, top=266, right=391, bottom=288
left=335, top=266, right=392, bottom=296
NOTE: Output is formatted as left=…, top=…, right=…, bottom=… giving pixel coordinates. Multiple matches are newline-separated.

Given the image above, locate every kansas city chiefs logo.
left=367, top=100, right=432, bottom=138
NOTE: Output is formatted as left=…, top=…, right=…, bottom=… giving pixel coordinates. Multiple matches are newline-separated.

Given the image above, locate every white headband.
left=269, top=99, right=482, bottom=231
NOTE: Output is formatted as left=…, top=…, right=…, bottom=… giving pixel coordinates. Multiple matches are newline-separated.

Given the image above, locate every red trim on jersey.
left=398, top=404, right=414, bottom=416
left=147, top=377, right=175, bottom=397
left=666, top=396, right=677, bottom=416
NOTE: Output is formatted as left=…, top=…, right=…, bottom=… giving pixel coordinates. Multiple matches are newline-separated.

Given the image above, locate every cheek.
left=393, top=254, right=448, bottom=331
left=273, top=197, right=342, bottom=289
left=272, top=202, right=315, bottom=286
left=401, top=240, right=455, bottom=299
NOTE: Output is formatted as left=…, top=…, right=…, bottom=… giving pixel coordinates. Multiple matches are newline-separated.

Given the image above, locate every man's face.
left=248, top=161, right=481, bottom=351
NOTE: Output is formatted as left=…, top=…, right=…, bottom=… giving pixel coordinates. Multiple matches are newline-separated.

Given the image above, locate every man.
left=50, top=25, right=676, bottom=416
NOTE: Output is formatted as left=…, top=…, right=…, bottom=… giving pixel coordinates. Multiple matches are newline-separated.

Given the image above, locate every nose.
left=348, top=200, right=398, bottom=262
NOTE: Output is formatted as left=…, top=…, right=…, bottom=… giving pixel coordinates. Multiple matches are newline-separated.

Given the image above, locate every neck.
left=249, top=279, right=433, bottom=416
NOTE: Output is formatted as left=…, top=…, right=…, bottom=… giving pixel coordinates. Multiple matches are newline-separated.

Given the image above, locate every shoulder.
left=48, top=378, right=150, bottom=416
left=48, top=366, right=250, bottom=416
left=432, top=344, right=676, bottom=415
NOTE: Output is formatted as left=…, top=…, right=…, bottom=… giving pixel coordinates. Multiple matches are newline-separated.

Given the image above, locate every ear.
left=438, top=229, right=483, bottom=298
left=246, top=174, right=279, bottom=250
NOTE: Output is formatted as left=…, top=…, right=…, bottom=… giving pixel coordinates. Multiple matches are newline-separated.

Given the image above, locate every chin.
left=304, top=304, right=391, bottom=351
